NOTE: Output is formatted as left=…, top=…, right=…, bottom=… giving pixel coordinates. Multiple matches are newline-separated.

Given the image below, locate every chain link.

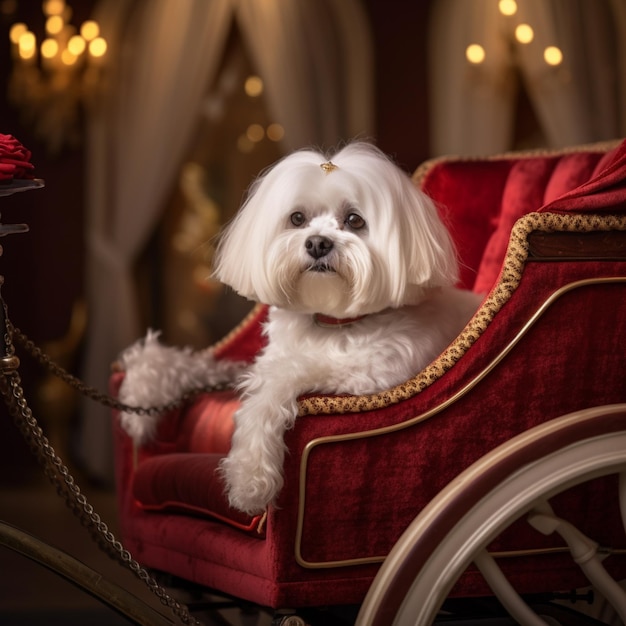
left=2, top=325, right=211, bottom=625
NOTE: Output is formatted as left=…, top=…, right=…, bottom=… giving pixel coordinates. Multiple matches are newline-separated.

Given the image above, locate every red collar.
left=313, top=313, right=368, bottom=328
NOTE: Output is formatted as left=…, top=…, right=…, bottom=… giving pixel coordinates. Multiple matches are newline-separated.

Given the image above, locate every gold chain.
left=2, top=324, right=212, bottom=625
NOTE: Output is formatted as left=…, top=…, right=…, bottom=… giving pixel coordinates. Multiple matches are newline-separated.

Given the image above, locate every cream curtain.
left=79, top=0, right=374, bottom=481
left=236, top=0, right=374, bottom=150
left=429, top=0, right=625, bottom=156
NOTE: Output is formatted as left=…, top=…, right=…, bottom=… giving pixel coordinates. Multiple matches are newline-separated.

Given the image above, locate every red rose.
left=0, top=134, right=35, bottom=182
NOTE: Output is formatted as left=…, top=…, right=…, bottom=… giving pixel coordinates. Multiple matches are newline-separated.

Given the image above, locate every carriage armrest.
left=280, top=214, right=626, bottom=569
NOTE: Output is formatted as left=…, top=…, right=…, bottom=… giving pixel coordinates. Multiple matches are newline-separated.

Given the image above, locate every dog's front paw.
left=219, top=451, right=283, bottom=516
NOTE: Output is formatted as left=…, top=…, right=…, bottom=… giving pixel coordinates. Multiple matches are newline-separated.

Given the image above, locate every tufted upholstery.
left=112, top=139, right=626, bottom=611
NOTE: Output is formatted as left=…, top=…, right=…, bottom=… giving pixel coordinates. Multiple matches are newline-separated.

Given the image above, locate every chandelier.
left=7, top=0, right=107, bottom=154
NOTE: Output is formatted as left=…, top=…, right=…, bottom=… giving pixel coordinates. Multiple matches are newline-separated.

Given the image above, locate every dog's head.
left=214, top=142, right=459, bottom=317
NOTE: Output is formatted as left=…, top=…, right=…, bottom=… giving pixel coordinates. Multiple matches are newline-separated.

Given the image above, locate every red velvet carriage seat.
left=111, top=139, right=626, bottom=618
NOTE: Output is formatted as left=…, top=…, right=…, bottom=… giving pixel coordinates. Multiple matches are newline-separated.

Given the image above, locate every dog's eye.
left=290, top=212, right=306, bottom=227
left=345, top=213, right=366, bottom=230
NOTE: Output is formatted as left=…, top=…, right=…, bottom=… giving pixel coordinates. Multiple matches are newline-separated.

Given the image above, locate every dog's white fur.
left=118, top=330, right=247, bottom=443
left=118, top=142, right=481, bottom=515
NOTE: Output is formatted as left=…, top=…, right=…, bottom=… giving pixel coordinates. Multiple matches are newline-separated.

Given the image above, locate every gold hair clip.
left=320, top=161, right=338, bottom=174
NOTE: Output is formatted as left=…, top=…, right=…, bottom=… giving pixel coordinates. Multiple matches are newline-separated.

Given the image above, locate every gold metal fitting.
left=0, top=355, right=20, bottom=373
left=320, top=161, right=338, bottom=174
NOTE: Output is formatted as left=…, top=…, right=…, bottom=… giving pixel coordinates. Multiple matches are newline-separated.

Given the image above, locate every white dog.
left=118, top=142, right=481, bottom=515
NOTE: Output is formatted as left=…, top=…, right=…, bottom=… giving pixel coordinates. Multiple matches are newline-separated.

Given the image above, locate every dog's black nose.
left=305, top=235, right=333, bottom=259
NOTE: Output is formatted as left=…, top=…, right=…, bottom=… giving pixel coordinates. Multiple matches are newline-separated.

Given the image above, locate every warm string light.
left=515, top=24, right=534, bottom=44
left=543, top=45, right=563, bottom=66
left=498, top=0, right=518, bottom=17
left=237, top=75, right=285, bottom=153
left=7, top=0, right=107, bottom=153
left=466, top=0, right=562, bottom=68
left=466, top=44, right=486, bottom=65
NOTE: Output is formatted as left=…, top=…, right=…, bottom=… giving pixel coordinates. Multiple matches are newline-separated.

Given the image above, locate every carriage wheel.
left=357, top=404, right=626, bottom=626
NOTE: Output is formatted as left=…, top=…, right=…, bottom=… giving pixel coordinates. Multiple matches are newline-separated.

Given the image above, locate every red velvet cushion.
left=420, top=159, right=514, bottom=291
left=423, top=142, right=625, bottom=296
left=133, top=453, right=265, bottom=536
left=145, top=390, right=240, bottom=454
left=473, top=156, right=558, bottom=294
left=540, top=139, right=626, bottom=213
left=131, top=389, right=266, bottom=536
left=473, top=150, right=610, bottom=294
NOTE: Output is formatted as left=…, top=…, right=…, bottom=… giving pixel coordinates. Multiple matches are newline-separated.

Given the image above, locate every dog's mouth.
left=307, top=262, right=336, bottom=273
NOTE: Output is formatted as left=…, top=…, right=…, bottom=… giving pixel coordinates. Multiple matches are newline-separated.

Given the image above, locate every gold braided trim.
left=209, top=302, right=266, bottom=357
left=297, top=212, right=626, bottom=417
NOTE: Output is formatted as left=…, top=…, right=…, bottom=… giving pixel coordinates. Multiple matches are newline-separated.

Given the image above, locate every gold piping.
left=294, top=276, right=626, bottom=569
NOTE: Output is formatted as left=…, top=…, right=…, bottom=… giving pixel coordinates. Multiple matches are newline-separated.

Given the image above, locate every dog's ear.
left=332, top=142, right=459, bottom=304
left=213, top=149, right=324, bottom=303
left=212, top=188, right=264, bottom=302
left=400, top=181, right=459, bottom=290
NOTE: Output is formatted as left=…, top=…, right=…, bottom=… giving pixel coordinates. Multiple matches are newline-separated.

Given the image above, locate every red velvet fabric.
left=112, top=139, right=626, bottom=610
left=294, top=262, right=626, bottom=567
left=420, top=159, right=514, bottom=290
left=150, top=390, right=238, bottom=455
left=212, top=305, right=268, bottom=362
left=133, top=453, right=264, bottom=534
left=540, top=139, right=626, bottom=213
left=421, top=143, right=624, bottom=295
left=110, top=380, right=257, bottom=532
